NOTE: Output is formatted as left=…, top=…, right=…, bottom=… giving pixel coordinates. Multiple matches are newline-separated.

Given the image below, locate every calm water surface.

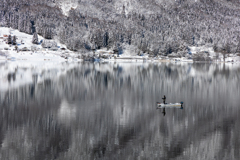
left=0, top=62, right=240, bottom=160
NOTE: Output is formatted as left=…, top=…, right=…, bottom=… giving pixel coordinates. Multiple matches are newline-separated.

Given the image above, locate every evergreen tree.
left=12, top=36, right=17, bottom=45
left=32, top=32, right=38, bottom=44
left=45, top=28, right=52, bottom=39
left=7, top=35, right=12, bottom=44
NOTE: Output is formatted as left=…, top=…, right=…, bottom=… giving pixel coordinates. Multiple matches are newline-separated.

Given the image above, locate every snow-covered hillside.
left=2, top=0, right=240, bottom=57
left=0, top=27, right=81, bottom=62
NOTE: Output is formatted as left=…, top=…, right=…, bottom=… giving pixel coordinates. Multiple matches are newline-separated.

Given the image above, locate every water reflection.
left=157, top=106, right=184, bottom=116
left=0, top=62, right=240, bottom=159
left=57, top=100, right=77, bottom=126
left=162, top=107, right=166, bottom=116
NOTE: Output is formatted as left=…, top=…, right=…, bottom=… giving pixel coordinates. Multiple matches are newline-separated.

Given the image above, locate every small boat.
left=156, top=102, right=183, bottom=109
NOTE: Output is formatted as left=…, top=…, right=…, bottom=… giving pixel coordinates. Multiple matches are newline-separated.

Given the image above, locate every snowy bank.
left=0, top=27, right=81, bottom=62
left=188, top=46, right=240, bottom=63
left=1, top=27, right=240, bottom=64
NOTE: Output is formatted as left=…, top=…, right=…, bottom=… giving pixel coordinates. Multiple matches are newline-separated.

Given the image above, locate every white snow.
left=188, top=45, right=240, bottom=63
left=189, top=46, right=215, bottom=56
left=58, top=1, right=78, bottom=16
left=0, top=27, right=81, bottom=62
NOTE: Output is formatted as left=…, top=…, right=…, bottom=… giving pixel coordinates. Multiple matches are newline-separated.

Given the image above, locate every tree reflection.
left=0, top=62, right=240, bottom=159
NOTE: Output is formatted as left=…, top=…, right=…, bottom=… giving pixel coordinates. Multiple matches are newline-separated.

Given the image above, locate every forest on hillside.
left=1, top=0, right=240, bottom=56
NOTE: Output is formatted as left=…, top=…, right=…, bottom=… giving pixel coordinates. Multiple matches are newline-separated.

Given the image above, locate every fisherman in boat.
left=162, top=95, right=166, bottom=104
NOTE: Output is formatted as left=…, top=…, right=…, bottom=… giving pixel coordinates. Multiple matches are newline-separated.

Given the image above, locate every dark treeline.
left=1, top=0, right=240, bottom=55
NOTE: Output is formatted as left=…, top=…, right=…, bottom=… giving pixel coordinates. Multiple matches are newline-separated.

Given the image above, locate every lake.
left=0, top=62, right=240, bottom=160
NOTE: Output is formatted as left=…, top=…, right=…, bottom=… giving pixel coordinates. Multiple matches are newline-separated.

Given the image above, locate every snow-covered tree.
left=7, top=35, right=12, bottom=44
left=12, top=35, right=17, bottom=45
left=32, top=32, right=38, bottom=44
left=1, top=0, right=240, bottom=55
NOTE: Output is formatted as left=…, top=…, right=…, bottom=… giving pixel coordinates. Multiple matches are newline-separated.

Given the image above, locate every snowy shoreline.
left=1, top=27, right=240, bottom=64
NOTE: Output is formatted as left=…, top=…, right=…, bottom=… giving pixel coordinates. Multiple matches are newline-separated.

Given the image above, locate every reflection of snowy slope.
left=0, top=62, right=79, bottom=92
left=48, top=62, right=240, bottom=128
left=57, top=100, right=76, bottom=126
left=0, top=62, right=240, bottom=159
